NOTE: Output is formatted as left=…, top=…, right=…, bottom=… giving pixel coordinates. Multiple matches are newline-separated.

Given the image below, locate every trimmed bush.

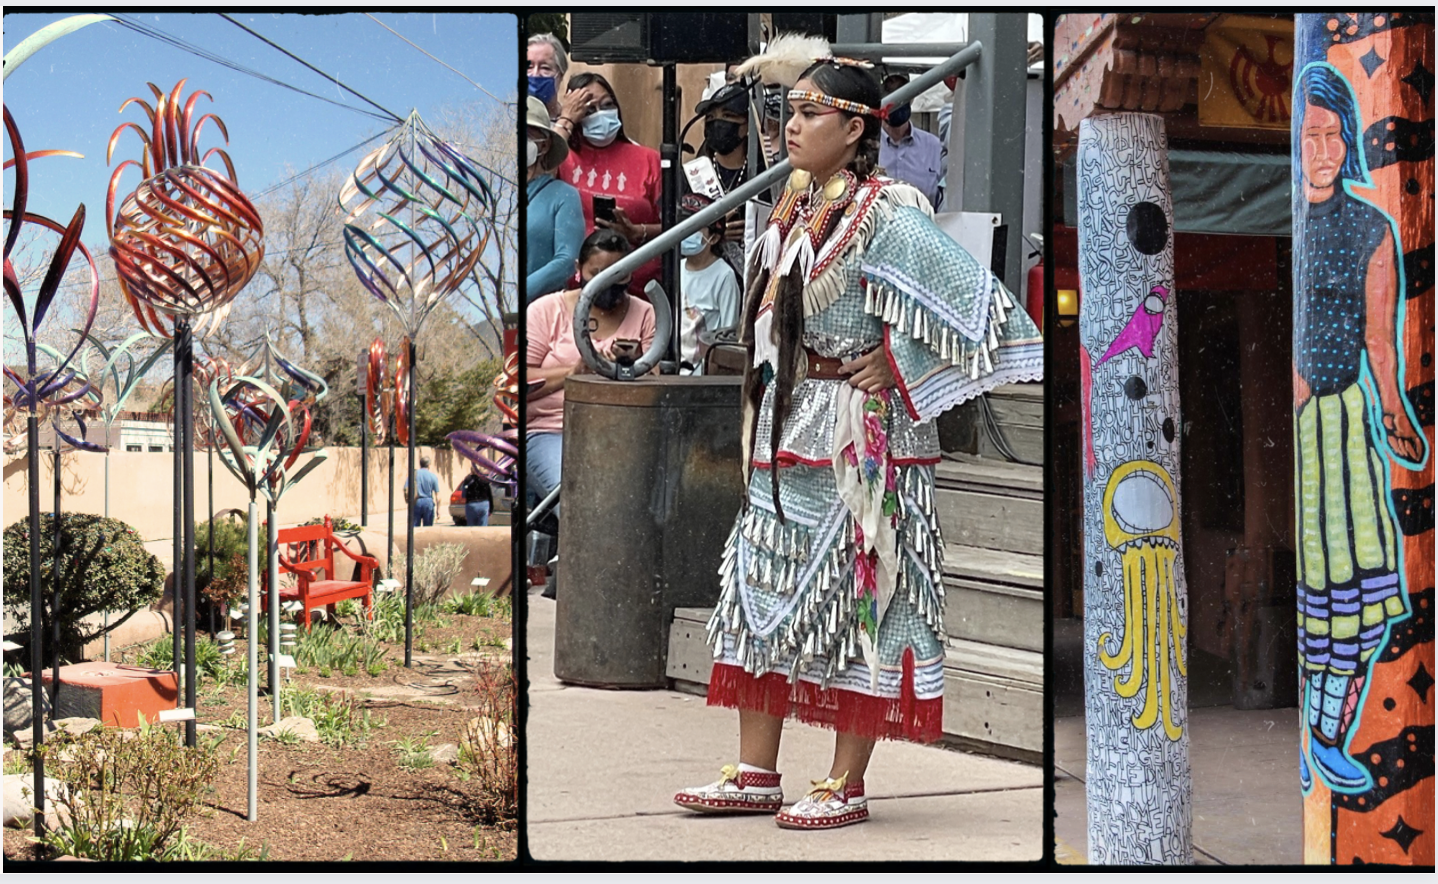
left=3, top=513, right=164, bottom=663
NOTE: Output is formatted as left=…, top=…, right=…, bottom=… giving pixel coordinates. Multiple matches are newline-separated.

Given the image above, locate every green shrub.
left=281, top=684, right=377, bottom=747
left=443, top=590, right=495, bottom=617
left=194, top=513, right=251, bottom=594
left=3, top=513, right=165, bottom=662
left=298, top=515, right=363, bottom=535
left=458, top=662, right=516, bottom=824
left=37, top=720, right=219, bottom=860
left=133, top=636, right=226, bottom=682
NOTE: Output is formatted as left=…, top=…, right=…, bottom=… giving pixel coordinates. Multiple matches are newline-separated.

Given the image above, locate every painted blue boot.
left=1309, top=739, right=1373, bottom=792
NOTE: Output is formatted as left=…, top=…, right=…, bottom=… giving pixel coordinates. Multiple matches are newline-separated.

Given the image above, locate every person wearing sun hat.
left=527, top=95, right=585, bottom=302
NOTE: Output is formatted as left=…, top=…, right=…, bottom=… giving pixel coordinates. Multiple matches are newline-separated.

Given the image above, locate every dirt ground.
left=4, top=608, right=515, bottom=863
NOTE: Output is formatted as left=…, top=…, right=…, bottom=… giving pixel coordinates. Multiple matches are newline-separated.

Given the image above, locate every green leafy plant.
left=392, top=731, right=438, bottom=772
left=293, top=623, right=389, bottom=678
left=3, top=513, right=165, bottom=662
left=411, top=543, right=469, bottom=608
left=298, top=515, right=363, bottom=535
left=365, top=591, right=442, bottom=645
left=134, top=636, right=225, bottom=682
left=194, top=514, right=251, bottom=596
left=443, top=590, right=495, bottom=618
left=36, top=721, right=219, bottom=860
left=281, top=684, right=375, bottom=748
left=457, top=661, right=516, bottom=825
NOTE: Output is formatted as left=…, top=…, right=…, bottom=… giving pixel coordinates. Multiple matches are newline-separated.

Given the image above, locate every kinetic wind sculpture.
left=207, top=370, right=327, bottom=822
left=1292, top=14, right=1434, bottom=866
left=1076, top=112, right=1190, bottom=865
left=447, top=350, right=520, bottom=496
left=107, top=78, right=263, bottom=748
left=340, top=109, right=493, bottom=668
left=3, top=103, right=102, bottom=841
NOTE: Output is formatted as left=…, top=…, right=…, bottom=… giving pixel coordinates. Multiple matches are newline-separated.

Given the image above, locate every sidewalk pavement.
left=1054, top=706, right=1304, bottom=865
left=525, top=588, right=1043, bottom=862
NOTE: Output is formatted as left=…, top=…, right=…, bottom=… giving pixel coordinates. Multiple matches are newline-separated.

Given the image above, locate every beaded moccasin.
left=774, top=774, right=868, bottom=830
left=674, top=765, right=784, bottom=814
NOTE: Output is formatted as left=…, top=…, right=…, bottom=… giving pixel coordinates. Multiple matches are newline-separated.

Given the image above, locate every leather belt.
left=803, top=347, right=874, bottom=381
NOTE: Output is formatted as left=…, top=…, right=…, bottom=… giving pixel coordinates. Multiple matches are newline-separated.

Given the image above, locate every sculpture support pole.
left=387, top=438, right=395, bottom=579
left=103, top=450, right=110, bottom=661
left=361, top=390, right=369, bottom=527
left=179, top=320, right=197, bottom=747
left=28, top=415, right=45, bottom=841
left=208, top=445, right=215, bottom=639
left=405, top=338, right=416, bottom=669
left=267, top=500, right=280, bottom=724
left=1077, top=112, right=1191, bottom=864
left=246, top=498, right=258, bottom=822
left=171, top=355, right=183, bottom=697
left=1293, top=14, right=1434, bottom=865
left=51, top=446, right=61, bottom=701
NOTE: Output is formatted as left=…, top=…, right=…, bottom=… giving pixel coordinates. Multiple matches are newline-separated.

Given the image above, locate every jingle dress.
left=704, top=173, right=1043, bottom=741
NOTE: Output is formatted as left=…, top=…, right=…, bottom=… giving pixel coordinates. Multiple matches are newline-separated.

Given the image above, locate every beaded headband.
left=787, top=89, right=884, bottom=119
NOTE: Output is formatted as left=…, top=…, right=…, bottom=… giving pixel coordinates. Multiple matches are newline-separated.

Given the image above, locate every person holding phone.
left=685, top=80, right=756, bottom=283
left=526, top=229, right=658, bottom=597
left=556, top=73, right=663, bottom=296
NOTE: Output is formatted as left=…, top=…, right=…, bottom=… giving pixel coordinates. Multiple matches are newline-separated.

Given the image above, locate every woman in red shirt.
left=556, top=73, right=663, bottom=296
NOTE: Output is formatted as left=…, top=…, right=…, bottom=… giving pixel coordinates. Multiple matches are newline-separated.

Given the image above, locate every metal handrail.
left=573, top=39, right=985, bottom=374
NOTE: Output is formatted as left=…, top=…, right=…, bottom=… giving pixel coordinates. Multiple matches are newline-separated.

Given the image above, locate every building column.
left=1077, top=112, right=1192, bottom=864
left=1293, top=12, right=1434, bottom=866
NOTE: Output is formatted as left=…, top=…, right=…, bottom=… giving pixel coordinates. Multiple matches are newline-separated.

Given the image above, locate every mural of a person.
left=1292, top=62, right=1428, bottom=795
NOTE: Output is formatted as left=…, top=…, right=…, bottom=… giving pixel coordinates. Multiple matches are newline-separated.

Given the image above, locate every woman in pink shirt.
left=526, top=229, right=657, bottom=531
left=556, top=73, right=663, bottom=296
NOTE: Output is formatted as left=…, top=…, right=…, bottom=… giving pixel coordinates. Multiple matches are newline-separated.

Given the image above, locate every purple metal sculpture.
left=3, top=103, right=102, bottom=842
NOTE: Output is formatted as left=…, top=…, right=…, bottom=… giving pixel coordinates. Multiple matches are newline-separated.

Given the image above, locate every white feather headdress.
left=734, top=33, right=832, bottom=88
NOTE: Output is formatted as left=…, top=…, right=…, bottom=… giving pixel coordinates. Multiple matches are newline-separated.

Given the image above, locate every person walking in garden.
left=406, top=457, right=442, bottom=527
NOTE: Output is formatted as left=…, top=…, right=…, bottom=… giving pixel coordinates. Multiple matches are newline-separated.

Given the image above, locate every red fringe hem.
left=706, top=659, right=943, bottom=744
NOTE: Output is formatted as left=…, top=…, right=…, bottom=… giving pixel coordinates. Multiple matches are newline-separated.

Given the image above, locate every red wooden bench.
left=260, top=516, right=379, bottom=630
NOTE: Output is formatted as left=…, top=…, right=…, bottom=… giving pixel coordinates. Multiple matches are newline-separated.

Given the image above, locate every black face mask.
left=887, top=104, right=912, bottom=128
left=705, top=118, right=745, bottom=155
left=591, top=280, right=629, bottom=311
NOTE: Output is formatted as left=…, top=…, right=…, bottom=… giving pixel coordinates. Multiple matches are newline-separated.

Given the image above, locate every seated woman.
left=526, top=229, right=657, bottom=549
left=527, top=96, right=586, bottom=301
left=556, top=73, right=663, bottom=296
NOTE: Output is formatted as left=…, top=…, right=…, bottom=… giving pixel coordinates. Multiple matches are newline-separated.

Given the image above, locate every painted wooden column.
left=1293, top=13, right=1434, bottom=866
left=1076, top=112, right=1191, bottom=864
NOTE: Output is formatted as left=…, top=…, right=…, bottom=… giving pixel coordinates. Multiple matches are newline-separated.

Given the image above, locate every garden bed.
left=4, top=594, right=514, bottom=862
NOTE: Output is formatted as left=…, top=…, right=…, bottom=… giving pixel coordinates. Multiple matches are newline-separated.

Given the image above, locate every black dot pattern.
left=1126, top=201, right=1169, bottom=256
left=1294, top=192, right=1389, bottom=395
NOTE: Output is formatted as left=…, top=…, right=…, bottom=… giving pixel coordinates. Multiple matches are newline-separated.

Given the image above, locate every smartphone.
left=593, top=195, right=616, bottom=222
left=610, top=338, right=641, bottom=365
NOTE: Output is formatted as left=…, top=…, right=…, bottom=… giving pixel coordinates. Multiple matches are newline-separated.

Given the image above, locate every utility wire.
left=218, top=13, right=405, bottom=124
left=108, top=14, right=394, bottom=124
left=253, top=128, right=395, bottom=198
left=363, top=13, right=513, bottom=108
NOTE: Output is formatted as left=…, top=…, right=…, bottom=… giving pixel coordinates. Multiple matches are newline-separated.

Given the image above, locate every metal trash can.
left=553, top=375, right=743, bottom=687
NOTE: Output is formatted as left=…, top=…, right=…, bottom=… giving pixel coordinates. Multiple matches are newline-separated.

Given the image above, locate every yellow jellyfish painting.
left=1096, top=459, right=1188, bottom=741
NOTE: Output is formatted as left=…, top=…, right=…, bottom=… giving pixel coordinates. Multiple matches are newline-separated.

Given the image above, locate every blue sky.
left=4, top=12, right=519, bottom=246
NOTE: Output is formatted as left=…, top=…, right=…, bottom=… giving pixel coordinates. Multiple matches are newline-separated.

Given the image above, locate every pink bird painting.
left=1096, top=284, right=1171, bottom=366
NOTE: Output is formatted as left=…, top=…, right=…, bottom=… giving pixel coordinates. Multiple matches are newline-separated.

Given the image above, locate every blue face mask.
left=582, top=109, right=622, bottom=148
left=528, top=75, right=557, bottom=105
left=680, top=231, right=707, bottom=257
left=887, top=104, right=912, bottom=128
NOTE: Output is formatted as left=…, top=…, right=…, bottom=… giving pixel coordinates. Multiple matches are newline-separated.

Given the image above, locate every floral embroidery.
left=842, top=389, right=899, bottom=644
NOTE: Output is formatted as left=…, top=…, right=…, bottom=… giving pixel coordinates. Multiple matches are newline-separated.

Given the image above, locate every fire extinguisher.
left=1024, top=233, right=1044, bottom=331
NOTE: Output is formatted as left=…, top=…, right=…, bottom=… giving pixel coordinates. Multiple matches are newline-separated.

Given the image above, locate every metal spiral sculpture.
left=446, top=351, right=520, bottom=493
left=392, top=342, right=411, bottom=447
left=338, top=111, right=493, bottom=338
left=365, top=337, right=388, bottom=443
left=208, top=375, right=325, bottom=505
left=4, top=107, right=102, bottom=429
left=106, top=79, right=263, bottom=334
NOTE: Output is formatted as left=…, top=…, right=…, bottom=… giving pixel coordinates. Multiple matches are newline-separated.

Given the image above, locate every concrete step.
left=943, top=544, right=1043, bottom=652
left=977, top=384, right=1043, bottom=465
left=665, top=609, right=1041, bottom=763
left=934, top=454, right=1043, bottom=557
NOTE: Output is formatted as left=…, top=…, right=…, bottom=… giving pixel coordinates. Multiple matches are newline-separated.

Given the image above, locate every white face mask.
left=527, top=139, right=540, bottom=168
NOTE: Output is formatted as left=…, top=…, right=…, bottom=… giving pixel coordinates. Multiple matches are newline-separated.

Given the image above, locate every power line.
left=218, top=13, right=404, bottom=124
left=108, top=14, right=395, bottom=124
left=253, top=129, right=396, bottom=198
left=363, top=13, right=513, bottom=109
